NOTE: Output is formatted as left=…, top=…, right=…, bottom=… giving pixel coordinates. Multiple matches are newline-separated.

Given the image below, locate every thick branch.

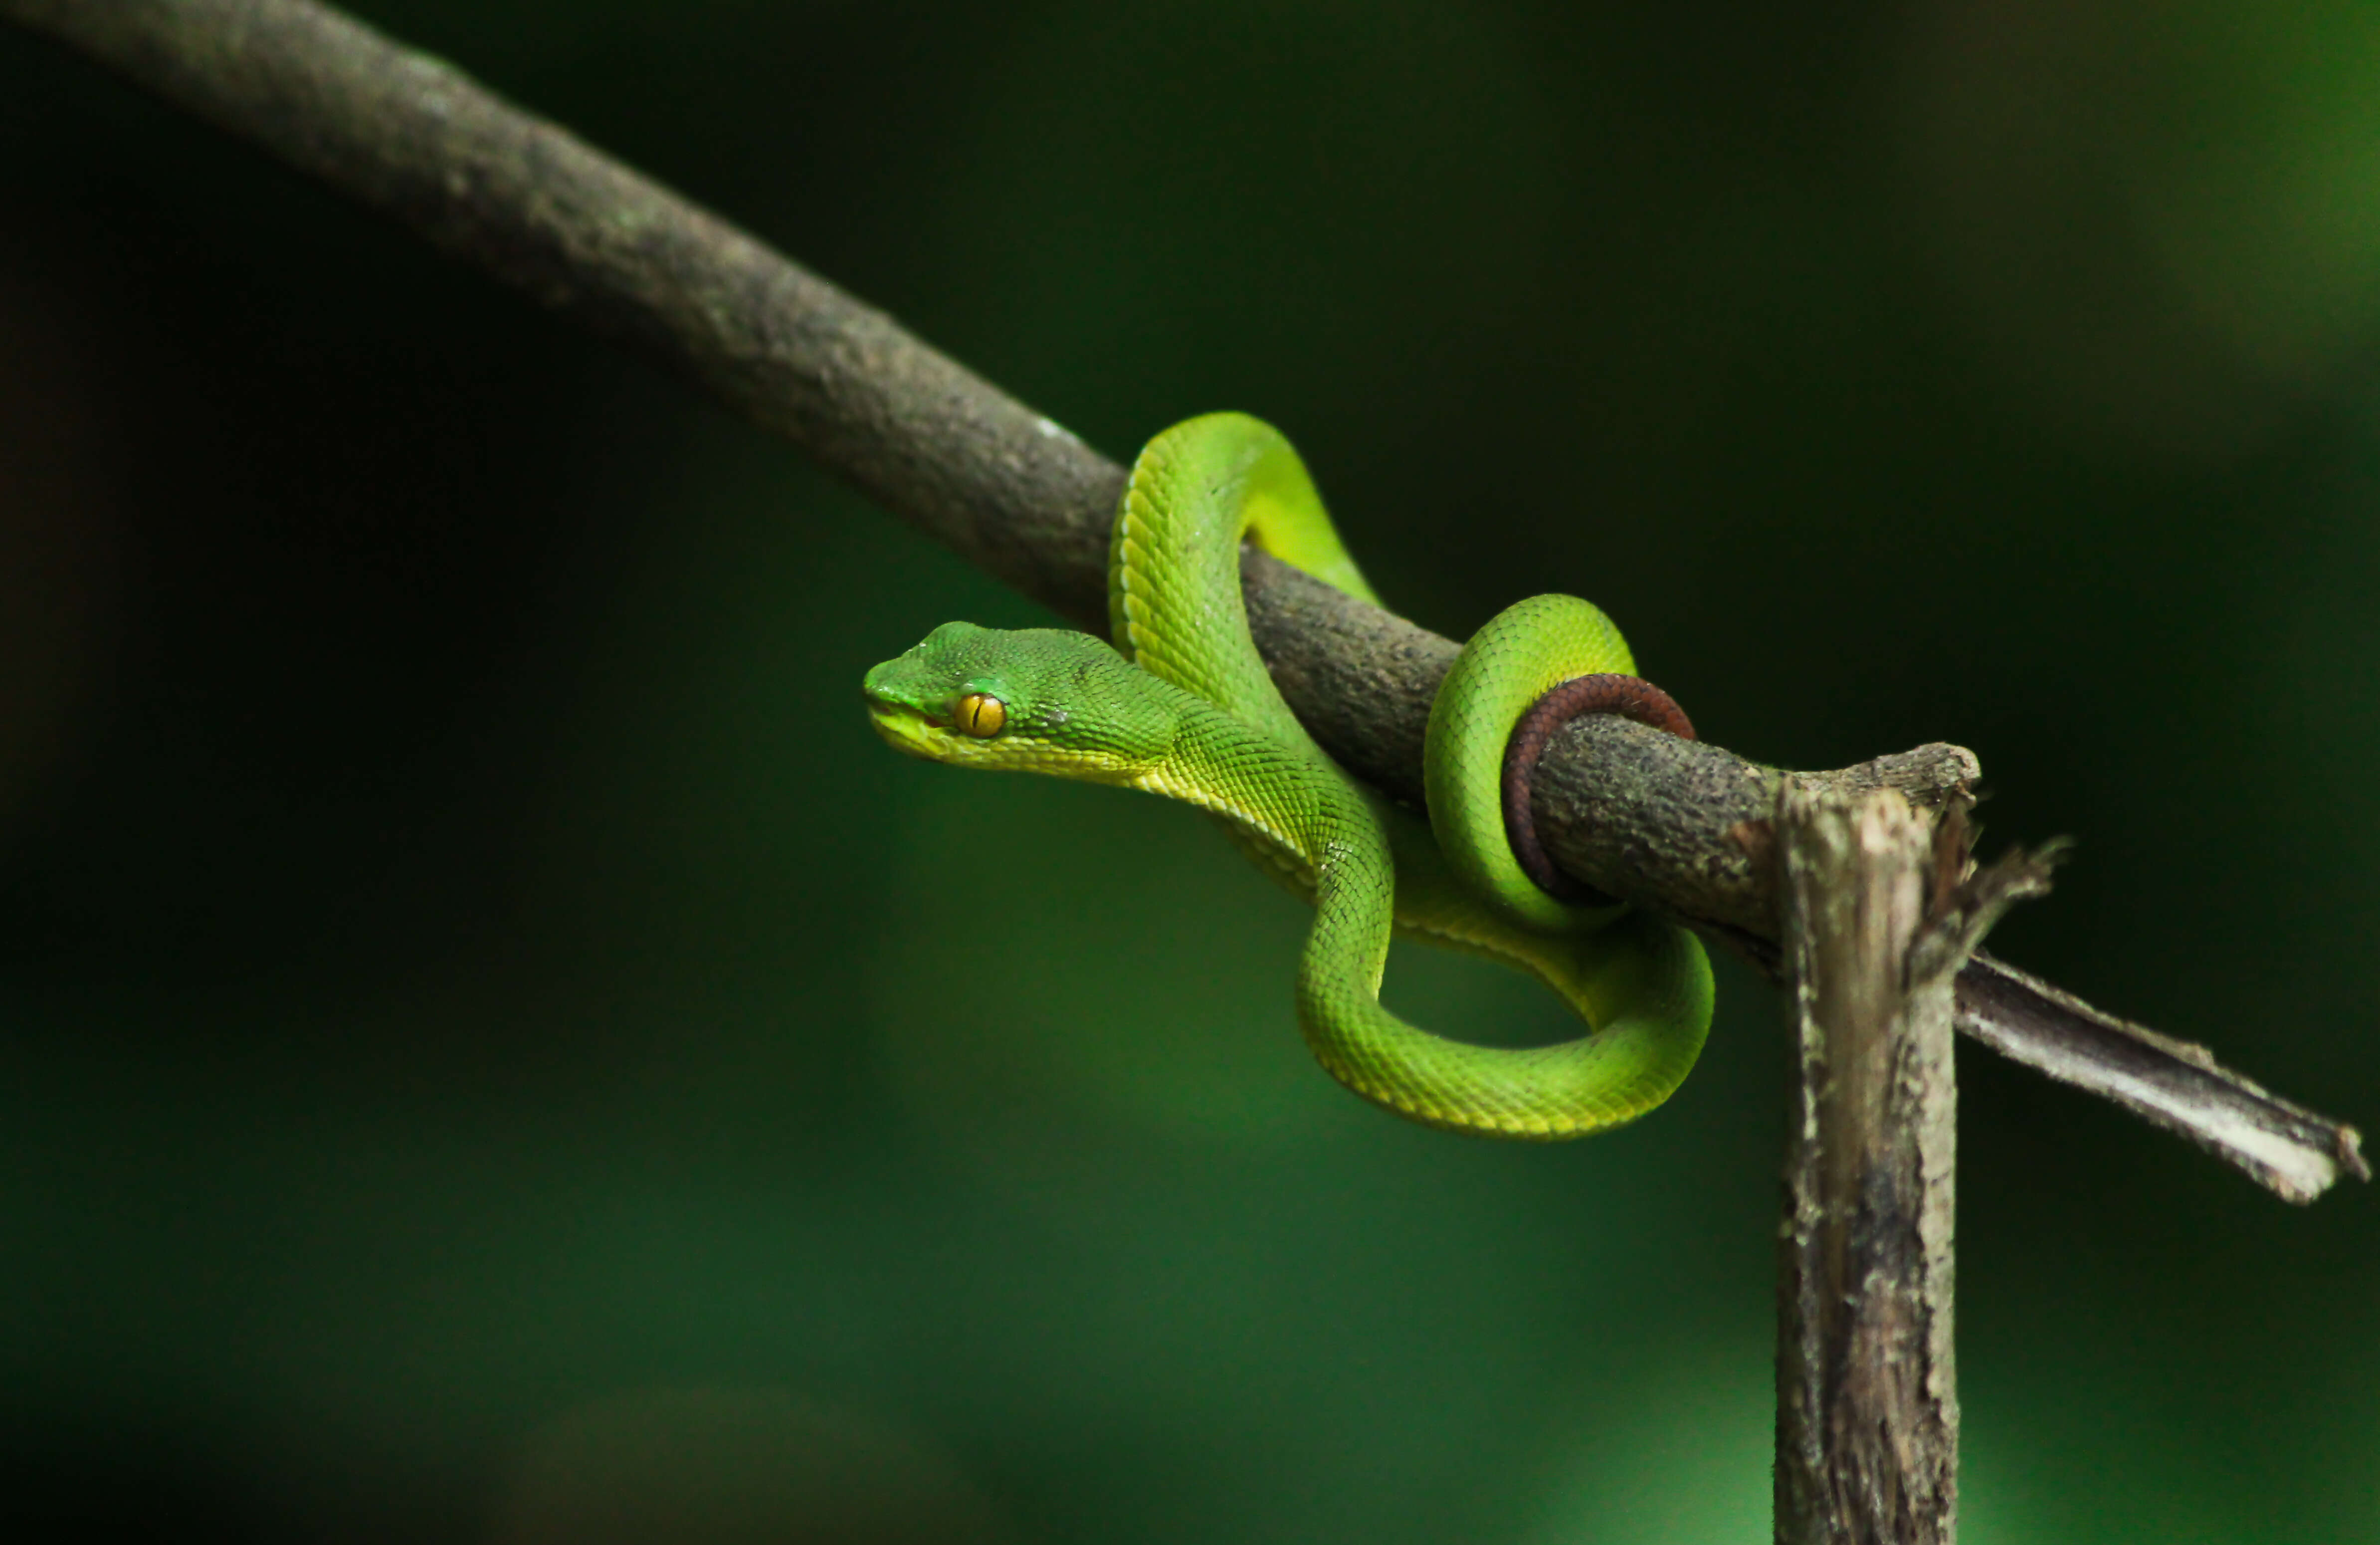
left=1775, top=787, right=1957, bottom=1543
left=4, top=0, right=2363, bottom=1200
left=1774, top=787, right=2001, bottom=1545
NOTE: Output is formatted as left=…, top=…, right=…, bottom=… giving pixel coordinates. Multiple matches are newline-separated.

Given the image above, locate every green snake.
left=862, top=413, right=1713, bottom=1138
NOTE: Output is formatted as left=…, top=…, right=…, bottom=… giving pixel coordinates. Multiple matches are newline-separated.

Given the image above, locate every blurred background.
left=1, top=0, right=2374, bottom=1539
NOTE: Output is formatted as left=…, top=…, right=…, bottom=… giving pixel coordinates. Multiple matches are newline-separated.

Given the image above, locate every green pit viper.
left=862, top=413, right=1713, bottom=1138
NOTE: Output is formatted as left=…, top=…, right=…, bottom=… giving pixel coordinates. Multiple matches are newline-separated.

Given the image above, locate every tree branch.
left=4, top=0, right=2362, bottom=1200
left=1775, top=786, right=1980, bottom=1545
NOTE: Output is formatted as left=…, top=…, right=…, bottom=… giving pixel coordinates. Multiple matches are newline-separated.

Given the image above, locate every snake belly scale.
left=863, top=412, right=1713, bottom=1138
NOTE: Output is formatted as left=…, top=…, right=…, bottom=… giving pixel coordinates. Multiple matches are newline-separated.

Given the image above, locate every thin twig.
left=1956, top=953, right=2366, bottom=1204
left=3, top=0, right=2362, bottom=1199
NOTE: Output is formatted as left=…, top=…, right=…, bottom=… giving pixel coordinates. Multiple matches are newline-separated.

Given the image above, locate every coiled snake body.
left=863, top=413, right=1713, bottom=1138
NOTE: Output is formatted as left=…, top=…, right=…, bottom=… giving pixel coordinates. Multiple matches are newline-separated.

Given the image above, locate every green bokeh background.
left=2, top=1, right=2375, bottom=1539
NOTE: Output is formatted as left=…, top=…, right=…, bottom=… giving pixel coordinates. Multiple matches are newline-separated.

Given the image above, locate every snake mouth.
left=864, top=697, right=952, bottom=760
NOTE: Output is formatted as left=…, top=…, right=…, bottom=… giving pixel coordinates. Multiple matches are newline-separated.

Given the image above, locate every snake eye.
left=955, top=693, right=1006, bottom=738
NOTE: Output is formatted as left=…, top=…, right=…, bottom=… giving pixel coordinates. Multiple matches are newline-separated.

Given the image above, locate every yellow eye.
left=955, top=693, right=1006, bottom=738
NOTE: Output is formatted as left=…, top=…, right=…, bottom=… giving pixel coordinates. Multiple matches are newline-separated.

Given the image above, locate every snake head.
left=862, top=620, right=1178, bottom=781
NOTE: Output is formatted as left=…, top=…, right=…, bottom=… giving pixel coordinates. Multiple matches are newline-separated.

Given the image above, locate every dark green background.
left=1, top=2, right=2374, bottom=1540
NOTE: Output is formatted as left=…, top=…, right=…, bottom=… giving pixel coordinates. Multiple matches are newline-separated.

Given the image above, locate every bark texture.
left=1774, top=787, right=1966, bottom=1545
